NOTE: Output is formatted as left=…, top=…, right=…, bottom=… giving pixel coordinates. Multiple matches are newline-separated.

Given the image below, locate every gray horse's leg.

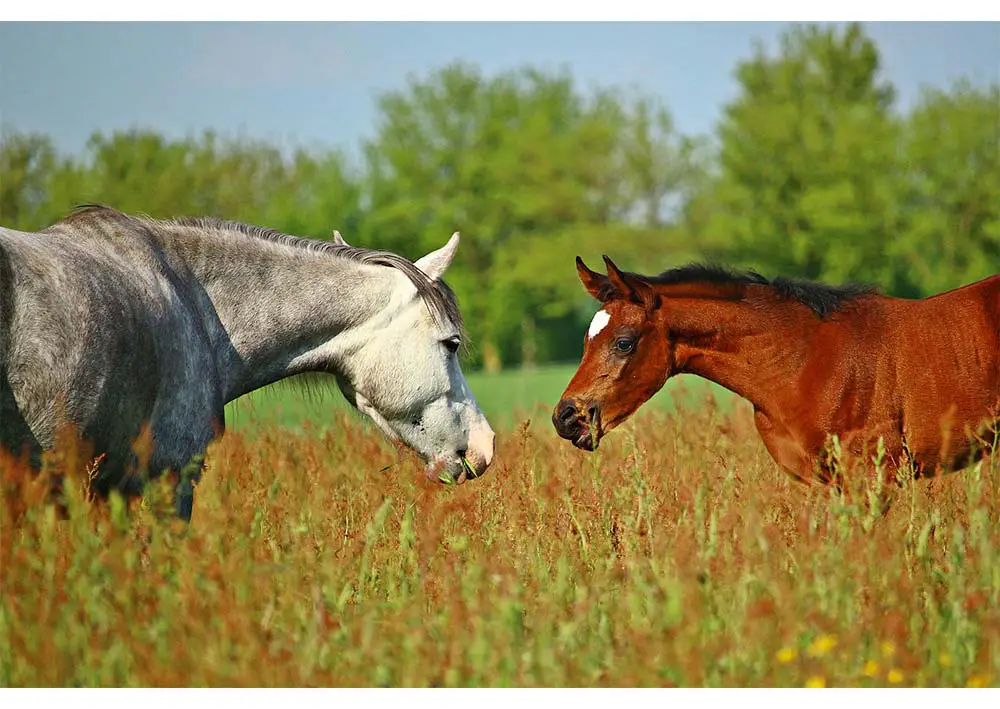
left=171, top=457, right=204, bottom=522
left=174, top=477, right=195, bottom=521
left=0, top=369, right=43, bottom=470
left=152, top=421, right=216, bottom=523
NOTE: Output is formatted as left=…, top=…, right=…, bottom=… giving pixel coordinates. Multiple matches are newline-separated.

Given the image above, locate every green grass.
left=225, top=363, right=737, bottom=433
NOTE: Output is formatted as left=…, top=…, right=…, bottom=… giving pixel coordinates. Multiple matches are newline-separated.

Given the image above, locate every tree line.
left=2, top=23, right=998, bottom=371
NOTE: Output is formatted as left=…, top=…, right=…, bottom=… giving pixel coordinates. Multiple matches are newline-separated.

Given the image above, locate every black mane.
left=603, top=262, right=878, bottom=319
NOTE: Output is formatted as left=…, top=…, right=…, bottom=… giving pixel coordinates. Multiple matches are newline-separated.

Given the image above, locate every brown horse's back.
left=879, top=274, right=1000, bottom=474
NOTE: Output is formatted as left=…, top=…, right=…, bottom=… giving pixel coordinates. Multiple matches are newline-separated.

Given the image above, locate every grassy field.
left=2, top=367, right=999, bottom=687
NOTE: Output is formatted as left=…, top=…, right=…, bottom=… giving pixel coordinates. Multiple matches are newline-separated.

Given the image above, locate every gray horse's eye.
left=442, top=337, right=461, bottom=354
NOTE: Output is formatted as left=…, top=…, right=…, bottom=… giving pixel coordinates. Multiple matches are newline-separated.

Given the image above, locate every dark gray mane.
left=64, top=205, right=464, bottom=333
left=605, top=262, right=878, bottom=319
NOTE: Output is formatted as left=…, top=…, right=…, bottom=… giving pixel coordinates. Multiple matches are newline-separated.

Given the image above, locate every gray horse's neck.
left=159, top=222, right=400, bottom=403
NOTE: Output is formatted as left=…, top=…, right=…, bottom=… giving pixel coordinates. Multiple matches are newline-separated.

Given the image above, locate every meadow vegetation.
left=3, top=380, right=998, bottom=687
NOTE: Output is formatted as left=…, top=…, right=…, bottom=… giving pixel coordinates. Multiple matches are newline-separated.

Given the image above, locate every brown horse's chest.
left=752, top=409, right=825, bottom=482
left=754, top=405, right=909, bottom=483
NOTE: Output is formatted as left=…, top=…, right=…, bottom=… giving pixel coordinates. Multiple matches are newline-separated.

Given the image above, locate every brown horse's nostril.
left=557, top=400, right=578, bottom=424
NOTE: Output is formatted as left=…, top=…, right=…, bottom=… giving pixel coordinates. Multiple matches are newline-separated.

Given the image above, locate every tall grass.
left=2, top=396, right=998, bottom=687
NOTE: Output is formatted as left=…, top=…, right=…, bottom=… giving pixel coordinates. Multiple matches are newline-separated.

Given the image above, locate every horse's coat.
left=1, top=205, right=495, bottom=519
left=554, top=256, right=1000, bottom=487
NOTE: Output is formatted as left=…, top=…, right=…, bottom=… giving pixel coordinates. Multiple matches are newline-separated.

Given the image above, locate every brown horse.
left=553, top=256, right=1000, bottom=488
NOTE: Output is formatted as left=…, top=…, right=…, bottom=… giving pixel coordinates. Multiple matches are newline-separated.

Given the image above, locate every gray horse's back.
left=0, top=222, right=220, bottom=494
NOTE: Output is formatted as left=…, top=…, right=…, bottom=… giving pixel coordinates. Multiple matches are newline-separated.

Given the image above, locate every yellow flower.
left=776, top=647, right=797, bottom=664
left=880, top=640, right=896, bottom=658
left=862, top=660, right=879, bottom=678
left=805, top=676, right=826, bottom=688
left=938, top=652, right=953, bottom=668
left=807, top=634, right=837, bottom=658
left=966, top=674, right=991, bottom=688
left=887, top=668, right=904, bottom=684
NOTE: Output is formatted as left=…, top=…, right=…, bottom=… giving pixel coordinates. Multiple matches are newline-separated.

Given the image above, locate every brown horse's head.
left=553, top=256, right=671, bottom=451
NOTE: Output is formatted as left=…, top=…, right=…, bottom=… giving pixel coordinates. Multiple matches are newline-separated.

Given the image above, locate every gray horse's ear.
left=414, top=232, right=459, bottom=281
left=331, top=230, right=349, bottom=246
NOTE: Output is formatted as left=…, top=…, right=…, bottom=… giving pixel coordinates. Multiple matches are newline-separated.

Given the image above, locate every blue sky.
left=1, top=22, right=997, bottom=162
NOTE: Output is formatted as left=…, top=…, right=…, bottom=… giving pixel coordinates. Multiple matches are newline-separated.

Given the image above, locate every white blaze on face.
left=588, top=309, right=611, bottom=340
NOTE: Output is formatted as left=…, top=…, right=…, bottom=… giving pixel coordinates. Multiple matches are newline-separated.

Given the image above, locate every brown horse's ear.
left=576, top=256, right=609, bottom=301
left=602, top=255, right=658, bottom=308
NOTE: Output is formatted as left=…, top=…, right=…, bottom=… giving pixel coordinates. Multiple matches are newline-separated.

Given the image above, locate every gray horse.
left=0, top=205, right=495, bottom=520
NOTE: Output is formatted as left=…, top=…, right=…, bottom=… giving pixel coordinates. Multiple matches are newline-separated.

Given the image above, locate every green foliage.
left=701, top=23, right=904, bottom=285
left=1, top=23, right=998, bottom=368
left=360, top=63, right=634, bottom=369
left=892, top=81, right=1000, bottom=295
left=694, top=22, right=999, bottom=297
left=0, top=131, right=59, bottom=230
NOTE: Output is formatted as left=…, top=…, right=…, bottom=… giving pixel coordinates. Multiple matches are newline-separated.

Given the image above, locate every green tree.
left=0, top=131, right=57, bottom=230
left=362, top=63, right=627, bottom=371
left=892, top=81, right=1000, bottom=295
left=64, top=129, right=361, bottom=241
left=76, top=130, right=199, bottom=216
left=259, top=147, right=363, bottom=241
left=620, top=95, right=708, bottom=229
left=702, top=22, right=902, bottom=286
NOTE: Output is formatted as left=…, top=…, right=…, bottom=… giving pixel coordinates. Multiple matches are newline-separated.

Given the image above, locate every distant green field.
left=224, top=363, right=738, bottom=434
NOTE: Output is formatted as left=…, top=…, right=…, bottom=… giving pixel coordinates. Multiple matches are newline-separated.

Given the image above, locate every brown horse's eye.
left=613, top=337, right=635, bottom=354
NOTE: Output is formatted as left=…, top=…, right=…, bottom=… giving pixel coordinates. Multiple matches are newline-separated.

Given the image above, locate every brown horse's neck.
left=659, top=284, right=832, bottom=417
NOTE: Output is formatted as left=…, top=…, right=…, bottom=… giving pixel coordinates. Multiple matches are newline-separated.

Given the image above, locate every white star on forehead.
left=588, top=309, right=611, bottom=339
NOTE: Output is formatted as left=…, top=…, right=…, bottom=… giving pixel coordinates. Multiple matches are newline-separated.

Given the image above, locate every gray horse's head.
left=331, top=232, right=495, bottom=484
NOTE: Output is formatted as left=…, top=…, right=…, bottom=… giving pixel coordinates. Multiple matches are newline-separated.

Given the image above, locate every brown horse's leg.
left=816, top=442, right=898, bottom=520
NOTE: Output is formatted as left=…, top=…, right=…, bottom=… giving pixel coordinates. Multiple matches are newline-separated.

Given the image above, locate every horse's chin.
left=573, top=412, right=602, bottom=452
left=423, top=457, right=469, bottom=485
left=572, top=430, right=597, bottom=451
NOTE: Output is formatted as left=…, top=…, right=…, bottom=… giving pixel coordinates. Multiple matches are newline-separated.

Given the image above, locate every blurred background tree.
left=2, top=22, right=997, bottom=371
left=692, top=23, right=904, bottom=288
left=892, top=81, right=1000, bottom=296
